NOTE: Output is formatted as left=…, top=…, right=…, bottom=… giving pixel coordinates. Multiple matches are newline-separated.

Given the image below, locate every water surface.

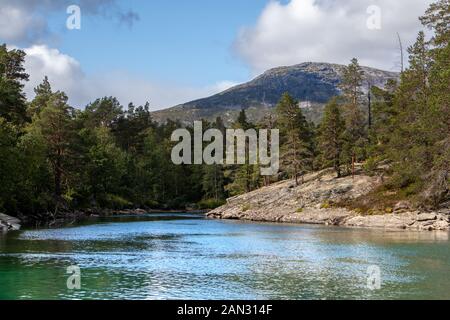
left=0, top=213, right=449, bottom=300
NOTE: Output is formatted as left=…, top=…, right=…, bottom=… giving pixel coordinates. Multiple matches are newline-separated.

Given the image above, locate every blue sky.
left=48, top=0, right=268, bottom=86
left=0, top=0, right=432, bottom=110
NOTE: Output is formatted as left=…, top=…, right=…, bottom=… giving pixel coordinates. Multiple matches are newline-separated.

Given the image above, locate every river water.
left=0, top=213, right=449, bottom=300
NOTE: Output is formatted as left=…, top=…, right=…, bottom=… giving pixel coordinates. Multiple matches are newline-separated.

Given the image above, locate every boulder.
left=417, top=213, right=437, bottom=222
left=433, top=220, right=450, bottom=231
left=0, top=213, right=21, bottom=232
left=394, top=201, right=412, bottom=213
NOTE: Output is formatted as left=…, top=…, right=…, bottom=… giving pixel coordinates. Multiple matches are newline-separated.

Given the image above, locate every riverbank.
left=3, top=208, right=207, bottom=230
left=208, top=169, right=450, bottom=231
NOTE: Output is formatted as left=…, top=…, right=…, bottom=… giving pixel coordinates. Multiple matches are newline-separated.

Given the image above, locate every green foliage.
left=384, top=2, right=450, bottom=207
left=340, top=58, right=369, bottom=169
left=225, top=109, right=261, bottom=195
left=202, top=164, right=225, bottom=201
left=102, top=194, right=133, bottom=210
left=0, top=0, right=448, bottom=220
left=81, top=127, right=127, bottom=205
left=363, top=157, right=379, bottom=176
left=318, top=98, right=345, bottom=177
left=198, top=199, right=226, bottom=210
left=276, top=93, right=315, bottom=185
left=0, top=45, right=29, bottom=124
left=84, top=97, right=123, bottom=129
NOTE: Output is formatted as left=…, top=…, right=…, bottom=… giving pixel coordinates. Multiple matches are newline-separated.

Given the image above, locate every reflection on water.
left=0, top=213, right=449, bottom=300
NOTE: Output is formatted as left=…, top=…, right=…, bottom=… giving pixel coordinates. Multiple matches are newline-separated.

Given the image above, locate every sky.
left=0, top=0, right=434, bottom=111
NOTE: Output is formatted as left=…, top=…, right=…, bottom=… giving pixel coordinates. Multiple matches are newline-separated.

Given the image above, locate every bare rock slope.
left=208, top=170, right=449, bottom=231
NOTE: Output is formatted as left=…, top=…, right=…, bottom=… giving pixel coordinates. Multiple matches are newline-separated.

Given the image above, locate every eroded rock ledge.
left=207, top=170, right=450, bottom=231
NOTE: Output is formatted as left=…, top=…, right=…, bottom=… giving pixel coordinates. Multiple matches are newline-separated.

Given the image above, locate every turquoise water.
left=0, top=213, right=449, bottom=300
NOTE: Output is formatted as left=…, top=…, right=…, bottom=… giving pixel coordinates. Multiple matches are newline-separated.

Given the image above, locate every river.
left=0, top=213, right=449, bottom=300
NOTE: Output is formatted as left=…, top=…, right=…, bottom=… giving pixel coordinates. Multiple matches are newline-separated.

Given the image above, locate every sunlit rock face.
left=207, top=168, right=450, bottom=231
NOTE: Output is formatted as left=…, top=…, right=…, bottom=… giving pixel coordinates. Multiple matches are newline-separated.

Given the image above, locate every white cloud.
left=235, top=0, right=433, bottom=73
left=0, top=0, right=139, bottom=45
left=22, top=45, right=237, bottom=110
left=0, top=4, right=46, bottom=44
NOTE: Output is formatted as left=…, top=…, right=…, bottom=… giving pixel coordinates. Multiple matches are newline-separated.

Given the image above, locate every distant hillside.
left=152, top=62, right=399, bottom=125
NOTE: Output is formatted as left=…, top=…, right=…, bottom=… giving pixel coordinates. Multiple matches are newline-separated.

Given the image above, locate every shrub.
left=363, top=157, right=379, bottom=176
left=103, top=194, right=132, bottom=210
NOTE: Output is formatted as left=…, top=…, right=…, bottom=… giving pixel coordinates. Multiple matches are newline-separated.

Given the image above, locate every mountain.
left=152, top=62, right=399, bottom=125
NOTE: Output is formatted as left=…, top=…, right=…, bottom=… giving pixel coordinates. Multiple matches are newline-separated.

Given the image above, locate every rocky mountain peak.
left=152, top=62, right=399, bottom=125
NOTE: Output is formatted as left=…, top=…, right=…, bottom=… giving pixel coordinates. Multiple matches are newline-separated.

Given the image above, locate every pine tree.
left=225, top=109, right=258, bottom=195
left=82, top=127, right=127, bottom=208
left=202, top=118, right=226, bottom=201
left=386, top=0, right=449, bottom=206
left=28, top=76, right=52, bottom=117
left=84, top=97, right=123, bottom=129
left=318, top=98, right=346, bottom=177
left=259, top=114, right=277, bottom=186
left=340, top=58, right=368, bottom=173
left=0, top=44, right=29, bottom=124
left=418, top=0, right=450, bottom=205
left=368, top=79, right=398, bottom=158
left=340, top=58, right=365, bottom=108
left=388, top=32, right=433, bottom=191
left=276, top=93, right=314, bottom=185
left=202, top=164, right=225, bottom=201
left=26, top=87, right=79, bottom=208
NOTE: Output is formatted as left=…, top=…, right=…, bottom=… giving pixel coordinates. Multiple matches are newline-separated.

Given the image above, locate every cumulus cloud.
left=0, top=0, right=139, bottom=45
left=22, top=45, right=236, bottom=110
left=234, top=0, right=434, bottom=72
left=0, top=4, right=48, bottom=44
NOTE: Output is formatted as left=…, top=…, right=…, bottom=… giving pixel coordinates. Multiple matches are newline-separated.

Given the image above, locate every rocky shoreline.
left=208, top=170, right=450, bottom=231
left=208, top=207, right=450, bottom=231
left=1, top=208, right=206, bottom=231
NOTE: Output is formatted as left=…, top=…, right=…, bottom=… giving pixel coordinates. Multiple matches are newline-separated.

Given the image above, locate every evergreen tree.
left=386, top=0, right=449, bottom=206
left=276, top=93, right=314, bottom=185
left=318, top=98, right=346, bottom=177
left=340, top=58, right=365, bottom=108
left=259, top=114, right=277, bottom=186
left=84, top=97, right=123, bottom=129
left=367, top=80, right=398, bottom=159
left=114, top=101, right=154, bottom=153
left=0, top=44, right=29, bottom=124
left=81, top=127, right=128, bottom=208
left=225, top=109, right=258, bottom=195
left=28, top=76, right=52, bottom=117
left=202, top=118, right=226, bottom=201
left=340, top=58, right=368, bottom=172
left=418, top=0, right=450, bottom=205
left=202, top=164, right=225, bottom=201
left=27, top=91, right=76, bottom=206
